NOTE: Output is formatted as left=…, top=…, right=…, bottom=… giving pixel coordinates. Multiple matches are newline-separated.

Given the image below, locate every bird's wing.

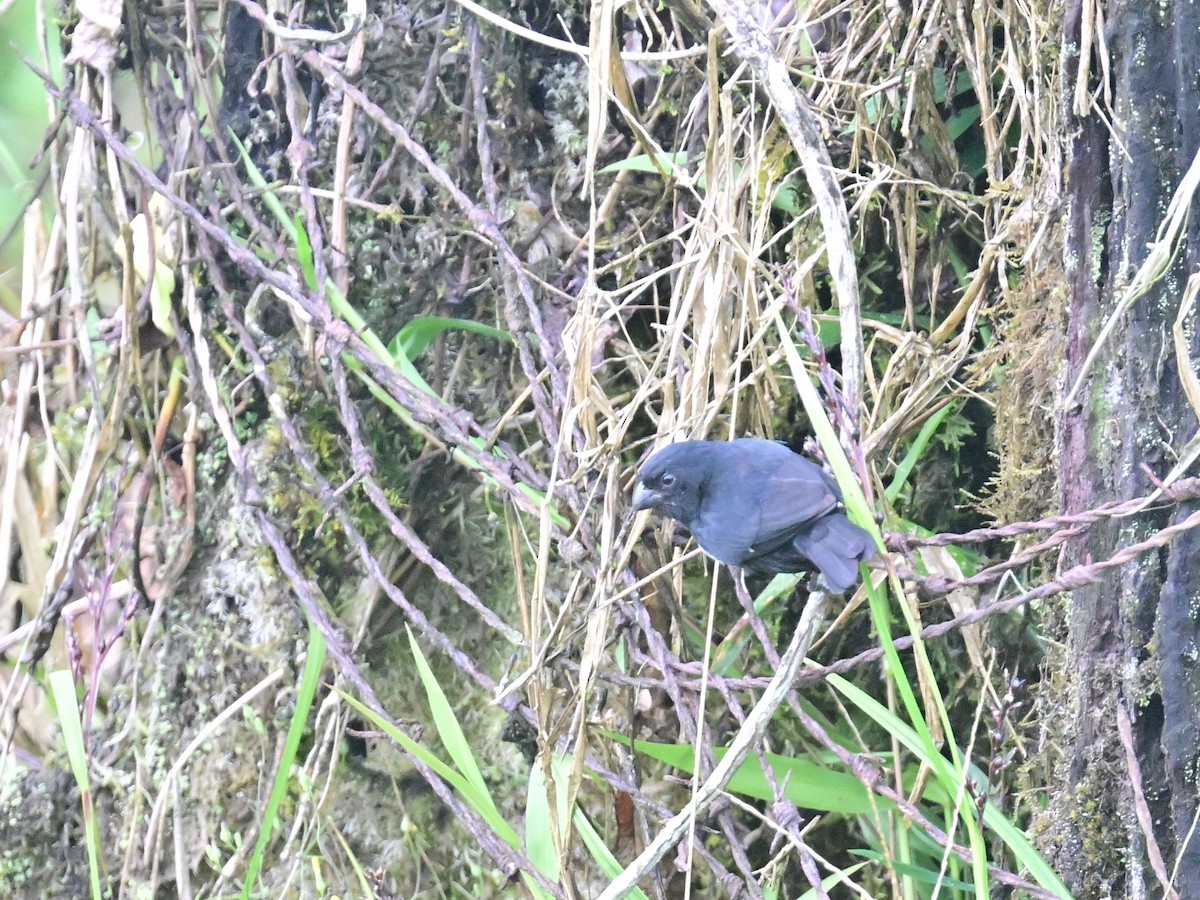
left=689, top=482, right=762, bottom=565
left=744, top=452, right=839, bottom=553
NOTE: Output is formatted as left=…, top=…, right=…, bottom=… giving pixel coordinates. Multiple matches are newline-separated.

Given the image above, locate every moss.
left=979, top=264, right=1068, bottom=525
left=0, top=764, right=92, bottom=897
left=1028, top=648, right=1135, bottom=899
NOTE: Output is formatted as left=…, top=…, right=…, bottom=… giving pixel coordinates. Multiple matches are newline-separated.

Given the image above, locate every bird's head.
left=631, top=442, right=710, bottom=523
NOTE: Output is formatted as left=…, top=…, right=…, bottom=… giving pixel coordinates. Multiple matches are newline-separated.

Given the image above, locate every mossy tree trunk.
left=1054, top=0, right=1200, bottom=892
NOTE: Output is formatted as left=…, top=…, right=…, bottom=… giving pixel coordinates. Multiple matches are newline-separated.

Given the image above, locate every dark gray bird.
left=632, top=438, right=875, bottom=592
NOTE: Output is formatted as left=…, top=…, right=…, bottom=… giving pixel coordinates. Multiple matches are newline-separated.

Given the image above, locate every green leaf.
left=49, top=671, right=103, bottom=899
left=337, top=690, right=519, bottom=848
left=293, top=213, right=317, bottom=291
left=794, top=862, right=869, bottom=900
left=450, top=437, right=569, bottom=528
left=621, top=737, right=894, bottom=816
left=242, top=622, right=326, bottom=898
left=885, top=402, right=957, bottom=504
left=709, top=574, right=800, bottom=675
left=525, top=761, right=558, bottom=881
left=148, top=258, right=177, bottom=339
left=228, top=132, right=296, bottom=242
left=390, top=315, right=514, bottom=361
left=945, top=104, right=983, bottom=142
left=407, top=627, right=492, bottom=806
left=769, top=179, right=803, bottom=215
left=849, top=850, right=975, bottom=890
left=599, top=152, right=689, bottom=175
left=574, top=808, right=650, bottom=899
left=327, top=288, right=437, bottom=396
left=525, top=754, right=571, bottom=883
left=828, top=675, right=1072, bottom=898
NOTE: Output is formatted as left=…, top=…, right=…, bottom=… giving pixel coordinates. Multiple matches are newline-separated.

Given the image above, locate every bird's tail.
left=794, top=513, right=875, bottom=593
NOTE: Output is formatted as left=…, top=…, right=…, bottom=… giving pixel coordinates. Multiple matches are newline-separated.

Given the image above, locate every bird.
left=631, top=438, right=875, bottom=592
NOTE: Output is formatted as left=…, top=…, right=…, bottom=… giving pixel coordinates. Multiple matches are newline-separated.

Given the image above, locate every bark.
left=1053, top=0, right=1200, bottom=893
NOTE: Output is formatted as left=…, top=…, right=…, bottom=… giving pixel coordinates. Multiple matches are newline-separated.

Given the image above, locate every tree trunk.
left=1053, top=0, right=1200, bottom=892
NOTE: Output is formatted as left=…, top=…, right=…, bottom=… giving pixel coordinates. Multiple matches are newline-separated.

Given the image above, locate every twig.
left=297, top=47, right=569, bottom=453
left=890, top=477, right=1200, bottom=549
left=802, top=504, right=1200, bottom=684
left=36, top=69, right=559, bottom=526
left=1116, top=703, right=1180, bottom=900
left=713, top=0, right=865, bottom=426
left=598, top=592, right=830, bottom=899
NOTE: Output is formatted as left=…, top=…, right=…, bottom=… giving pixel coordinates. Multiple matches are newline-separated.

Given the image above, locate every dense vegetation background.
left=1, top=0, right=1198, bottom=896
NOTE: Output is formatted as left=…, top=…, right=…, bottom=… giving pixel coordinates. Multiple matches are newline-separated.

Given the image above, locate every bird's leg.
left=729, top=566, right=782, bottom=669
left=729, top=565, right=754, bottom=615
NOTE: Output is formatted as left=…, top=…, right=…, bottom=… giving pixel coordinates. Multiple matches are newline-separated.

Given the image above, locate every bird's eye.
left=660, top=473, right=676, bottom=486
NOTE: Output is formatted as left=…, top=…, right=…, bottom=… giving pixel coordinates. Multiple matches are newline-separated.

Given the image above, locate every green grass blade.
left=241, top=621, right=326, bottom=898
left=49, top=670, right=103, bottom=899
left=574, top=808, right=650, bottom=899
left=337, top=690, right=519, bottom=847
left=619, top=736, right=898, bottom=816
left=391, top=315, right=513, bottom=360
left=406, top=627, right=492, bottom=805
left=828, top=675, right=1071, bottom=898
left=526, top=753, right=574, bottom=885
left=599, top=152, right=689, bottom=175
left=885, top=402, right=956, bottom=503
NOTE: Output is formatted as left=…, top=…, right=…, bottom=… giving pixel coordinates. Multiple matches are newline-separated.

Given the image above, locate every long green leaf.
left=49, top=670, right=103, bottom=899
left=525, top=760, right=558, bottom=881
left=526, top=754, right=572, bottom=884
left=337, top=690, right=519, bottom=847
left=849, top=851, right=975, bottom=891
left=885, top=402, right=956, bottom=503
left=828, top=675, right=1072, bottom=898
left=622, top=737, right=896, bottom=816
left=599, top=152, right=689, bottom=175
left=242, top=622, right=326, bottom=898
left=772, top=309, right=985, bottom=892
left=574, top=808, right=650, bottom=899
left=391, top=315, right=513, bottom=361
left=407, top=627, right=492, bottom=805
left=794, top=862, right=869, bottom=900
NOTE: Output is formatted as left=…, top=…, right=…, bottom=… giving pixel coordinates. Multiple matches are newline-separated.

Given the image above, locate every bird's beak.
left=631, top=481, right=660, bottom=511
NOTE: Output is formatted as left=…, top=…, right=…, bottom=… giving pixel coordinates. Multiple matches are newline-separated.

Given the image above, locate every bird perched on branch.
left=632, top=438, right=875, bottom=593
